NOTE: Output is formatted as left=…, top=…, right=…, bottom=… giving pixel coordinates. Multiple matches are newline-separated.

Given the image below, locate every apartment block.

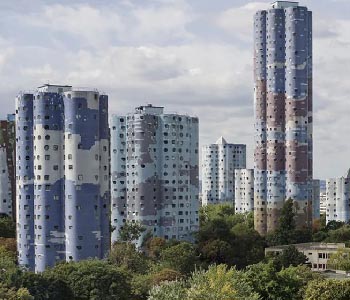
left=16, top=84, right=110, bottom=272
left=110, top=104, right=199, bottom=245
left=254, top=1, right=313, bottom=235
left=0, top=114, right=15, bottom=218
left=234, top=169, right=254, bottom=213
left=326, top=170, right=350, bottom=224
left=202, top=137, right=246, bottom=206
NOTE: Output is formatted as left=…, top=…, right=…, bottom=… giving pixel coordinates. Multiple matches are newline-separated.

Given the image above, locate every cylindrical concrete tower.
left=33, top=91, right=65, bottom=272
left=254, top=10, right=267, bottom=235
left=266, top=7, right=286, bottom=232
left=16, top=93, right=35, bottom=270
left=110, top=115, right=127, bottom=243
left=254, top=1, right=313, bottom=235
left=64, top=89, right=104, bottom=261
left=98, top=94, right=110, bottom=256
left=285, top=5, right=312, bottom=227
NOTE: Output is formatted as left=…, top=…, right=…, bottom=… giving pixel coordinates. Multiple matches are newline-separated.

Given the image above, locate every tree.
left=20, top=271, right=73, bottom=300
left=44, top=260, right=132, bottom=300
left=0, top=283, right=33, bottom=300
left=267, top=199, right=297, bottom=246
left=118, top=221, right=145, bottom=243
left=160, top=242, right=199, bottom=275
left=328, top=248, right=350, bottom=271
left=148, top=281, right=187, bottom=300
left=0, top=216, right=16, bottom=238
left=273, top=245, right=307, bottom=269
left=144, top=237, right=167, bottom=259
left=186, top=264, right=260, bottom=300
left=304, top=279, right=350, bottom=300
left=197, top=205, right=264, bottom=268
left=242, top=261, right=320, bottom=300
left=109, top=241, right=150, bottom=274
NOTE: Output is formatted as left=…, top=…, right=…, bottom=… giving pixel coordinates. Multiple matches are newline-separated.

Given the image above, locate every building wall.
left=0, top=116, right=15, bottom=217
left=254, top=2, right=313, bottom=235
left=16, top=93, right=35, bottom=270
left=110, top=105, right=199, bottom=245
left=313, top=179, right=320, bottom=220
left=234, top=169, right=254, bottom=213
left=326, top=173, right=350, bottom=224
left=201, top=138, right=246, bottom=206
left=16, top=86, right=110, bottom=272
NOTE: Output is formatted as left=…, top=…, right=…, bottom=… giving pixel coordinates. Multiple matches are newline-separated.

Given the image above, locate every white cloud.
left=216, top=2, right=266, bottom=42
left=0, top=0, right=349, bottom=179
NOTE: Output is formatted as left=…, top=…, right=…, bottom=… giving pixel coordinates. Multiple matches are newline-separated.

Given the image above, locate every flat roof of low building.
left=266, top=242, right=346, bottom=251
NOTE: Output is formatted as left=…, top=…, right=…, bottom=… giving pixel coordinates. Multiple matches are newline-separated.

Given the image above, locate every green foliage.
left=0, top=246, right=23, bottom=288
left=109, top=242, right=150, bottom=274
left=20, top=271, right=73, bottom=300
left=304, top=279, right=350, bottom=300
left=160, top=242, right=199, bottom=275
left=272, top=245, right=307, bottom=269
left=148, top=281, right=187, bottom=300
left=0, top=283, right=33, bottom=300
left=243, top=261, right=320, bottom=300
left=197, top=205, right=265, bottom=268
left=324, top=225, right=350, bottom=244
left=328, top=248, right=350, bottom=271
left=267, top=199, right=313, bottom=246
left=149, top=265, right=259, bottom=300
left=44, top=260, right=132, bottom=300
left=0, top=215, right=16, bottom=238
left=119, top=221, right=146, bottom=243
left=186, top=264, right=260, bottom=300
left=326, top=220, right=344, bottom=231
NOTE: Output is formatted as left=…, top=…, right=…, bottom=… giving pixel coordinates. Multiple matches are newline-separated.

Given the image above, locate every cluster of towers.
left=14, top=85, right=199, bottom=272
left=16, top=85, right=110, bottom=272
left=0, top=0, right=330, bottom=272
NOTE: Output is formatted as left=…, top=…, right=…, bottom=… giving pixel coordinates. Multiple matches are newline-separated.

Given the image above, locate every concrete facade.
left=110, top=104, right=199, bottom=245
left=201, top=137, right=246, bottom=206
left=16, top=84, right=110, bottom=272
left=265, top=242, right=346, bottom=272
left=254, top=1, right=313, bottom=235
left=313, top=179, right=320, bottom=220
left=234, top=169, right=254, bottom=213
left=0, top=114, right=16, bottom=218
left=326, top=170, right=350, bottom=224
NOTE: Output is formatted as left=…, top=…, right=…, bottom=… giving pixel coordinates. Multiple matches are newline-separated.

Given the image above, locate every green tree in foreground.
left=0, top=215, right=16, bottom=238
left=304, top=279, right=350, bottom=300
left=328, top=248, right=350, bottom=271
left=119, top=221, right=146, bottom=243
left=44, top=260, right=132, bottom=300
left=148, top=265, right=259, bottom=300
left=272, top=245, right=307, bottom=269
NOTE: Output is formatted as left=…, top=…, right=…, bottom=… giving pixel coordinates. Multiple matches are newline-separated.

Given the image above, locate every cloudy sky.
left=0, top=0, right=349, bottom=179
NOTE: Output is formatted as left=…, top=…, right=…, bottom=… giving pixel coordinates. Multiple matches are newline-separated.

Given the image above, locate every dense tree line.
left=1, top=204, right=350, bottom=299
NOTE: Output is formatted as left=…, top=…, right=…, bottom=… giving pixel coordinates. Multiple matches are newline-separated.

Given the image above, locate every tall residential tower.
left=16, top=84, right=110, bottom=272
left=201, top=137, right=246, bottom=206
left=110, top=105, right=199, bottom=245
left=254, top=1, right=313, bottom=235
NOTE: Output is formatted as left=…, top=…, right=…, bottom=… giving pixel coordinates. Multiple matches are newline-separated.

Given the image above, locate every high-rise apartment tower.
left=16, top=84, right=110, bottom=272
left=254, top=1, right=313, bottom=235
left=201, top=137, right=246, bottom=206
left=326, top=170, right=350, bottom=224
left=0, top=114, right=16, bottom=218
left=110, top=105, right=199, bottom=245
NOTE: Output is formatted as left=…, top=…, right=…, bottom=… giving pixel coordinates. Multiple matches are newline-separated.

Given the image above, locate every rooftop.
left=271, top=1, right=299, bottom=9
left=266, top=242, right=346, bottom=251
left=216, top=136, right=227, bottom=145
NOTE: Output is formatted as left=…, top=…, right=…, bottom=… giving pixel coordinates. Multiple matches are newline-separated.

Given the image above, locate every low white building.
left=265, top=243, right=346, bottom=272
